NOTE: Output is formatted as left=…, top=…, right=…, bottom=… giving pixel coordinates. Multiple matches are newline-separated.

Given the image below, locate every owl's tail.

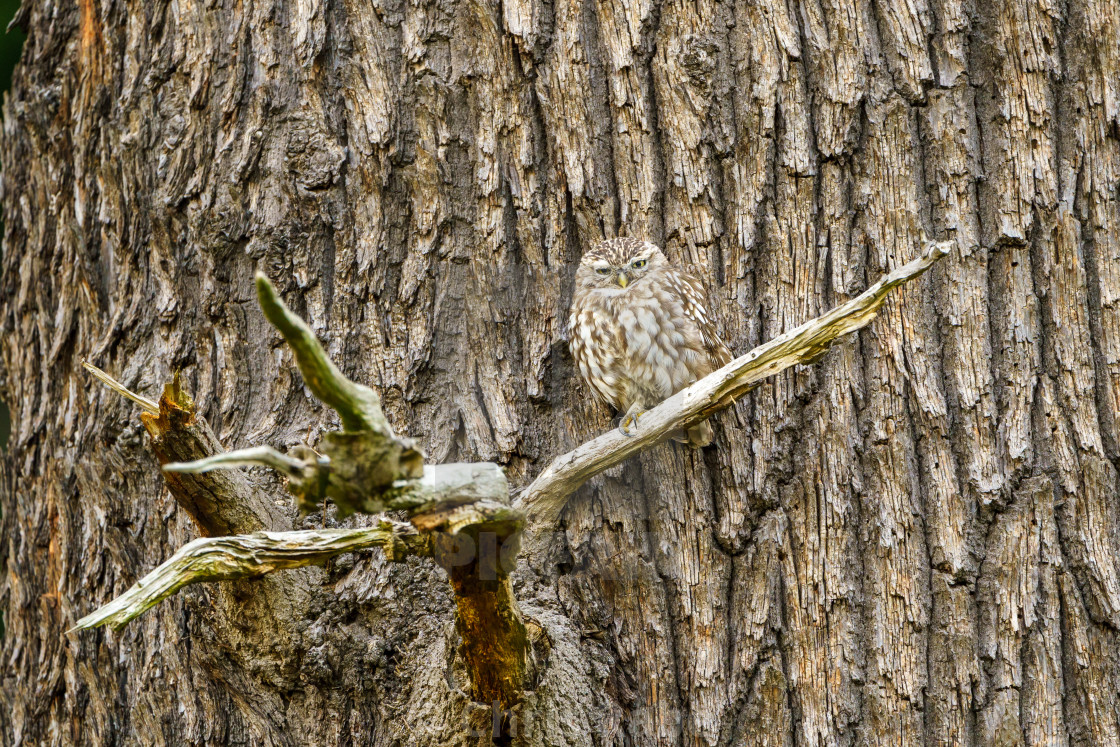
left=672, top=419, right=714, bottom=448
left=671, top=388, right=746, bottom=447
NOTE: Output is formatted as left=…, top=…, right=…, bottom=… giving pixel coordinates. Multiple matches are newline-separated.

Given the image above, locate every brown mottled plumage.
left=569, top=238, right=732, bottom=447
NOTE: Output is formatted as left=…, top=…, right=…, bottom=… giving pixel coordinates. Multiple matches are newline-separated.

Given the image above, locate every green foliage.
left=0, top=0, right=24, bottom=453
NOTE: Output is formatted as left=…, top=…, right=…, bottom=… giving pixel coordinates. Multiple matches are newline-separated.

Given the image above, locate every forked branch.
left=75, top=241, right=952, bottom=711
left=254, top=272, right=424, bottom=516
left=78, top=276, right=530, bottom=711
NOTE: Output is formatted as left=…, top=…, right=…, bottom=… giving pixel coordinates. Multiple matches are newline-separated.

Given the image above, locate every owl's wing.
left=675, top=267, right=733, bottom=367
left=568, top=304, right=623, bottom=408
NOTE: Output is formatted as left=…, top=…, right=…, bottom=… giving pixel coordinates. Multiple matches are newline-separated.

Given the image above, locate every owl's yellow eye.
left=596, top=267, right=611, bottom=275
left=632, top=259, right=647, bottom=269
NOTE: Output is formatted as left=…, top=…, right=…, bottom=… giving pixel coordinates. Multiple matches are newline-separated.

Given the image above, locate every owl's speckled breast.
left=612, top=283, right=709, bottom=410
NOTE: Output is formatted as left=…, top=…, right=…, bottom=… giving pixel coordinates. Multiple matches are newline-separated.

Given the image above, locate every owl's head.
left=576, top=238, right=668, bottom=292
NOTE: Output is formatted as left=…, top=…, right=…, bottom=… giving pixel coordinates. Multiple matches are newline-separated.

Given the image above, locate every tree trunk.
left=1, top=0, right=1118, bottom=742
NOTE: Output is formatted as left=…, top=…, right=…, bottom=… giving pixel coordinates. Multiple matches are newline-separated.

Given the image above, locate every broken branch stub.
left=136, top=371, right=285, bottom=536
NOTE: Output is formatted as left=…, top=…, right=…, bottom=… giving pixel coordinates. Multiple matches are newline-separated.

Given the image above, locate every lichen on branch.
left=255, top=272, right=392, bottom=434
left=253, top=273, right=424, bottom=515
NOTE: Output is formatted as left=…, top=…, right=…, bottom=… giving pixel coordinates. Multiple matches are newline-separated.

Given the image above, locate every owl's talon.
left=618, top=409, right=644, bottom=437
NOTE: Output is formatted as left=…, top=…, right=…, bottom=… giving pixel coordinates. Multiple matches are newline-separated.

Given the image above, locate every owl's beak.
left=617, top=272, right=629, bottom=288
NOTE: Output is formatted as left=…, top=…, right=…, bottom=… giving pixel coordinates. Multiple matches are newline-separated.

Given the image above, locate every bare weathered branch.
left=163, top=445, right=314, bottom=480
left=72, top=521, right=424, bottom=631
left=255, top=272, right=424, bottom=514
left=255, top=272, right=389, bottom=434
left=163, top=453, right=509, bottom=520
left=82, top=361, right=160, bottom=414
left=515, top=241, right=953, bottom=557
left=70, top=489, right=527, bottom=637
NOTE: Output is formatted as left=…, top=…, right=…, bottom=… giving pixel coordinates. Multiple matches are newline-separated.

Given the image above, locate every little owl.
left=569, top=237, right=732, bottom=447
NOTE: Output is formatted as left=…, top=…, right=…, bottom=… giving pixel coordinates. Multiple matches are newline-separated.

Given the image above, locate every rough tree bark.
left=0, top=0, right=1117, bottom=742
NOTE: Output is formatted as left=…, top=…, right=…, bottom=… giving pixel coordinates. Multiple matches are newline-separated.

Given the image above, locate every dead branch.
left=253, top=273, right=425, bottom=516
left=72, top=521, right=424, bottom=631
left=78, top=275, right=531, bottom=711
left=74, top=242, right=951, bottom=711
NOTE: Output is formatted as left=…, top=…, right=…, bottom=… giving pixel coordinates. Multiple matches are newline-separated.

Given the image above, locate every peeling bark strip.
left=5, top=0, right=1120, bottom=740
